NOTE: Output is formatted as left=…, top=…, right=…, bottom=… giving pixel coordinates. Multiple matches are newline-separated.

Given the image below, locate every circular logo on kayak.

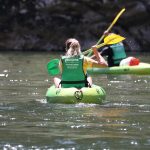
left=74, top=90, right=83, bottom=101
left=56, top=89, right=61, bottom=95
left=96, top=89, right=100, bottom=95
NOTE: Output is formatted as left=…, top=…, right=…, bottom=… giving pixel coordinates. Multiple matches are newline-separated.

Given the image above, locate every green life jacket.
left=61, top=55, right=86, bottom=88
left=110, top=43, right=127, bottom=65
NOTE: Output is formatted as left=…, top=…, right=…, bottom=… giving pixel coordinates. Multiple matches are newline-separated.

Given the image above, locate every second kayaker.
left=98, top=31, right=140, bottom=66
left=99, top=31, right=127, bottom=67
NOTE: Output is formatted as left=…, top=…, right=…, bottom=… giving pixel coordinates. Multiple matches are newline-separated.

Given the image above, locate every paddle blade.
left=104, top=33, right=125, bottom=45
left=47, top=59, right=60, bottom=76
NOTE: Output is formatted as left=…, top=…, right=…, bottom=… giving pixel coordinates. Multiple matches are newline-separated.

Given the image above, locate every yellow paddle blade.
left=47, top=59, right=60, bottom=76
left=83, top=8, right=126, bottom=56
left=83, top=34, right=126, bottom=54
left=104, top=33, right=125, bottom=45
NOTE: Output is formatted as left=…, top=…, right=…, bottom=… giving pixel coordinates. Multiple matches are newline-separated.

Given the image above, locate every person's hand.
left=92, top=45, right=100, bottom=60
left=91, top=45, right=97, bottom=51
left=103, top=30, right=109, bottom=36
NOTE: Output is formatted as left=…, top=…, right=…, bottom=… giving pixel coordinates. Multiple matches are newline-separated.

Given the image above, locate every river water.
left=0, top=51, right=150, bottom=150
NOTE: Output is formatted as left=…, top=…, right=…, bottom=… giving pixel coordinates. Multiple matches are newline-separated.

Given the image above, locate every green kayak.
left=88, top=63, right=150, bottom=75
left=46, top=84, right=106, bottom=104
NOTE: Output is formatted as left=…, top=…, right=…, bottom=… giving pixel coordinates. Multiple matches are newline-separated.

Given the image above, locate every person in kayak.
left=99, top=31, right=127, bottom=67
left=97, top=31, right=140, bottom=67
left=54, top=38, right=108, bottom=88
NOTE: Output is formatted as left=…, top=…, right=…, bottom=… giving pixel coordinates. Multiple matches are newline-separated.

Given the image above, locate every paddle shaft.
left=84, top=8, right=126, bottom=56
left=83, top=34, right=125, bottom=55
left=96, top=8, right=126, bottom=45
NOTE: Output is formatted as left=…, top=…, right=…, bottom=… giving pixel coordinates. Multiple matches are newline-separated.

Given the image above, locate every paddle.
left=85, top=8, right=126, bottom=56
left=47, top=8, right=126, bottom=76
left=97, top=8, right=126, bottom=45
left=83, top=33, right=125, bottom=55
left=47, top=59, right=60, bottom=76
left=47, top=34, right=125, bottom=76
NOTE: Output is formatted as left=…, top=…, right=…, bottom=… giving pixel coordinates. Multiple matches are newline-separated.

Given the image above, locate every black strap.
left=61, top=80, right=86, bottom=84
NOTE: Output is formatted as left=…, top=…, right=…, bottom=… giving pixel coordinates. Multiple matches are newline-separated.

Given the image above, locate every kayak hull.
left=88, top=63, right=150, bottom=75
left=46, top=85, right=106, bottom=104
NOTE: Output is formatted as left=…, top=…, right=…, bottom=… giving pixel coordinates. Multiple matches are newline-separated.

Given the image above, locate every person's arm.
left=90, top=45, right=110, bottom=59
left=59, top=60, right=62, bottom=73
left=91, top=45, right=108, bottom=67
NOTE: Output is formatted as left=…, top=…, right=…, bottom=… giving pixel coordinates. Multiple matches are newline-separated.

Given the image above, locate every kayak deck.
left=46, top=84, right=106, bottom=104
left=87, top=62, right=150, bottom=75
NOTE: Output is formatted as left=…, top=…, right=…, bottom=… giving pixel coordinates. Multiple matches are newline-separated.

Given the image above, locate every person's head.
left=65, top=38, right=81, bottom=57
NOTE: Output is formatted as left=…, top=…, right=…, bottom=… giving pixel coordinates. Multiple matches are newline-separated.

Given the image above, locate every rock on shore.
left=0, top=0, right=149, bottom=52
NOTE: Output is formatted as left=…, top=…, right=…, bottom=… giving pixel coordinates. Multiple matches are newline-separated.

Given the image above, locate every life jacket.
left=110, top=42, right=127, bottom=65
left=61, top=55, right=87, bottom=88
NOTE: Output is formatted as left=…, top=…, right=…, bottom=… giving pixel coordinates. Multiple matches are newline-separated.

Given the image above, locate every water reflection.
left=0, top=52, right=150, bottom=149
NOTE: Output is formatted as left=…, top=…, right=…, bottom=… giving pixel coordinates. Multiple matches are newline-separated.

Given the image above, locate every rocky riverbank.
left=0, top=0, right=149, bottom=52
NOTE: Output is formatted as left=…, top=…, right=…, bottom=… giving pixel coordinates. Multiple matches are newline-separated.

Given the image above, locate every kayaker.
left=98, top=31, right=127, bottom=67
left=54, top=38, right=108, bottom=88
left=97, top=31, right=140, bottom=67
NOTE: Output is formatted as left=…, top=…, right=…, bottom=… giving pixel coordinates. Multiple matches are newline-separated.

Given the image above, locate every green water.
left=0, top=51, right=150, bottom=149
